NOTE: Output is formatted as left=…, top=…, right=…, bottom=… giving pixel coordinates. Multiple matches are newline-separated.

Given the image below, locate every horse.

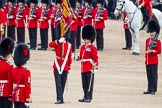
left=114, top=0, right=162, bottom=55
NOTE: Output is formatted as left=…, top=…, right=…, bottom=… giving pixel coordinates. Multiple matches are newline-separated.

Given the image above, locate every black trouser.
left=69, top=31, right=76, bottom=53
left=96, top=29, right=104, bottom=50
left=146, top=64, right=158, bottom=92
left=55, top=23, right=61, bottom=39
left=0, top=97, right=11, bottom=108
left=81, top=72, right=94, bottom=100
left=17, top=27, right=25, bottom=43
left=51, top=24, right=57, bottom=41
left=65, top=28, right=71, bottom=41
left=76, top=26, right=81, bottom=48
left=29, top=28, right=37, bottom=49
left=141, top=7, right=150, bottom=22
left=124, top=29, right=132, bottom=48
left=40, top=28, right=48, bottom=49
left=54, top=69, right=68, bottom=102
left=7, top=25, right=16, bottom=41
left=14, top=102, right=27, bottom=108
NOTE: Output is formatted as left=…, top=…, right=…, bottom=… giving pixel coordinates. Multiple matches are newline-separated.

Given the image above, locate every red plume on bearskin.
left=0, top=38, right=14, bottom=56
left=14, top=43, right=30, bottom=67
left=82, top=24, right=96, bottom=43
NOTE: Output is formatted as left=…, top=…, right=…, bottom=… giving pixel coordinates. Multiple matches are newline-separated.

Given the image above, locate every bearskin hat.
left=56, top=0, right=61, bottom=4
left=147, top=19, right=160, bottom=34
left=29, top=0, right=38, bottom=4
left=82, top=25, right=96, bottom=43
left=14, top=43, right=30, bottom=67
left=0, top=38, right=14, bottom=56
left=17, top=0, right=25, bottom=3
left=76, top=0, right=82, bottom=4
left=85, top=0, right=93, bottom=5
left=52, top=0, right=56, bottom=2
left=97, top=0, right=105, bottom=5
left=41, top=0, right=49, bottom=4
left=7, top=0, right=16, bottom=3
left=0, top=0, right=4, bottom=8
left=70, top=0, right=76, bottom=9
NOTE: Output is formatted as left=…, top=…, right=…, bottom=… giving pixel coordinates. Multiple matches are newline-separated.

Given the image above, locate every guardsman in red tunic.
left=0, top=38, right=14, bottom=108
left=93, top=0, right=108, bottom=51
left=27, top=0, right=40, bottom=50
left=0, top=1, right=6, bottom=42
left=38, top=0, right=51, bottom=51
left=69, top=0, right=78, bottom=53
left=50, top=0, right=57, bottom=41
left=49, top=35, right=72, bottom=104
left=16, top=0, right=27, bottom=43
left=76, top=0, right=83, bottom=49
left=138, top=0, right=152, bottom=28
left=82, top=0, right=94, bottom=26
left=143, top=20, right=161, bottom=95
left=6, top=0, right=17, bottom=41
left=55, top=0, right=62, bottom=41
left=12, top=43, right=31, bottom=108
left=122, top=12, right=132, bottom=50
left=75, top=25, right=98, bottom=103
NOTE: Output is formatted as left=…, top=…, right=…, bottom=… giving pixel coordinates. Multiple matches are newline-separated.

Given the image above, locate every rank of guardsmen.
left=0, top=0, right=108, bottom=51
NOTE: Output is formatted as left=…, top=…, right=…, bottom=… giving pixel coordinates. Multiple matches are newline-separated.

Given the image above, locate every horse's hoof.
left=132, top=52, right=140, bottom=55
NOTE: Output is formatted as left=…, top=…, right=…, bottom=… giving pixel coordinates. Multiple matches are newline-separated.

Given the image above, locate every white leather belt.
left=81, top=59, right=93, bottom=64
left=0, top=80, right=8, bottom=83
left=13, top=84, right=25, bottom=88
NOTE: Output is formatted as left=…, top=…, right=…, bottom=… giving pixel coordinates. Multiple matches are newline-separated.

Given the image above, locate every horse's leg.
left=132, top=29, right=140, bottom=55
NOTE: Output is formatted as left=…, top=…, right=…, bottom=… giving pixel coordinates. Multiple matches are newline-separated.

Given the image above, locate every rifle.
left=96, top=6, right=104, bottom=18
left=30, top=5, right=37, bottom=17
left=8, top=2, right=17, bottom=16
left=85, top=4, right=92, bottom=16
left=17, top=4, right=26, bottom=18
left=148, top=33, right=159, bottom=51
left=55, top=8, right=61, bottom=21
left=41, top=3, right=51, bottom=18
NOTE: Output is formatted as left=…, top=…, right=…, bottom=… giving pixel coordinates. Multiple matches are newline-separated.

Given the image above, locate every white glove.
left=138, top=4, right=143, bottom=9
left=124, top=17, right=129, bottom=23
left=92, top=69, right=98, bottom=73
left=58, top=37, right=65, bottom=43
left=24, top=102, right=30, bottom=108
left=74, top=55, right=79, bottom=61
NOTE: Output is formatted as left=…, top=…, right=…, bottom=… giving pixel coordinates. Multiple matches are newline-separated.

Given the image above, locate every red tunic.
left=145, top=38, right=161, bottom=65
left=0, top=57, right=13, bottom=97
left=76, top=7, right=83, bottom=26
left=53, top=8, right=62, bottom=28
left=139, top=0, right=152, bottom=16
left=50, top=6, right=56, bottom=26
left=38, top=7, right=51, bottom=29
left=12, top=67, right=31, bottom=103
left=6, top=6, right=17, bottom=26
left=123, top=12, right=128, bottom=29
left=0, top=9, right=6, bottom=26
left=49, top=41, right=72, bottom=71
left=79, top=44, right=98, bottom=73
left=93, top=7, right=108, bottom=29
left=15, top=5, right=26, bottom=28
left=27, top=6, right=41, bottom=28
left=82, top=7, right=94, bottom=26
left=70, top=13, right=78, bottom=32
